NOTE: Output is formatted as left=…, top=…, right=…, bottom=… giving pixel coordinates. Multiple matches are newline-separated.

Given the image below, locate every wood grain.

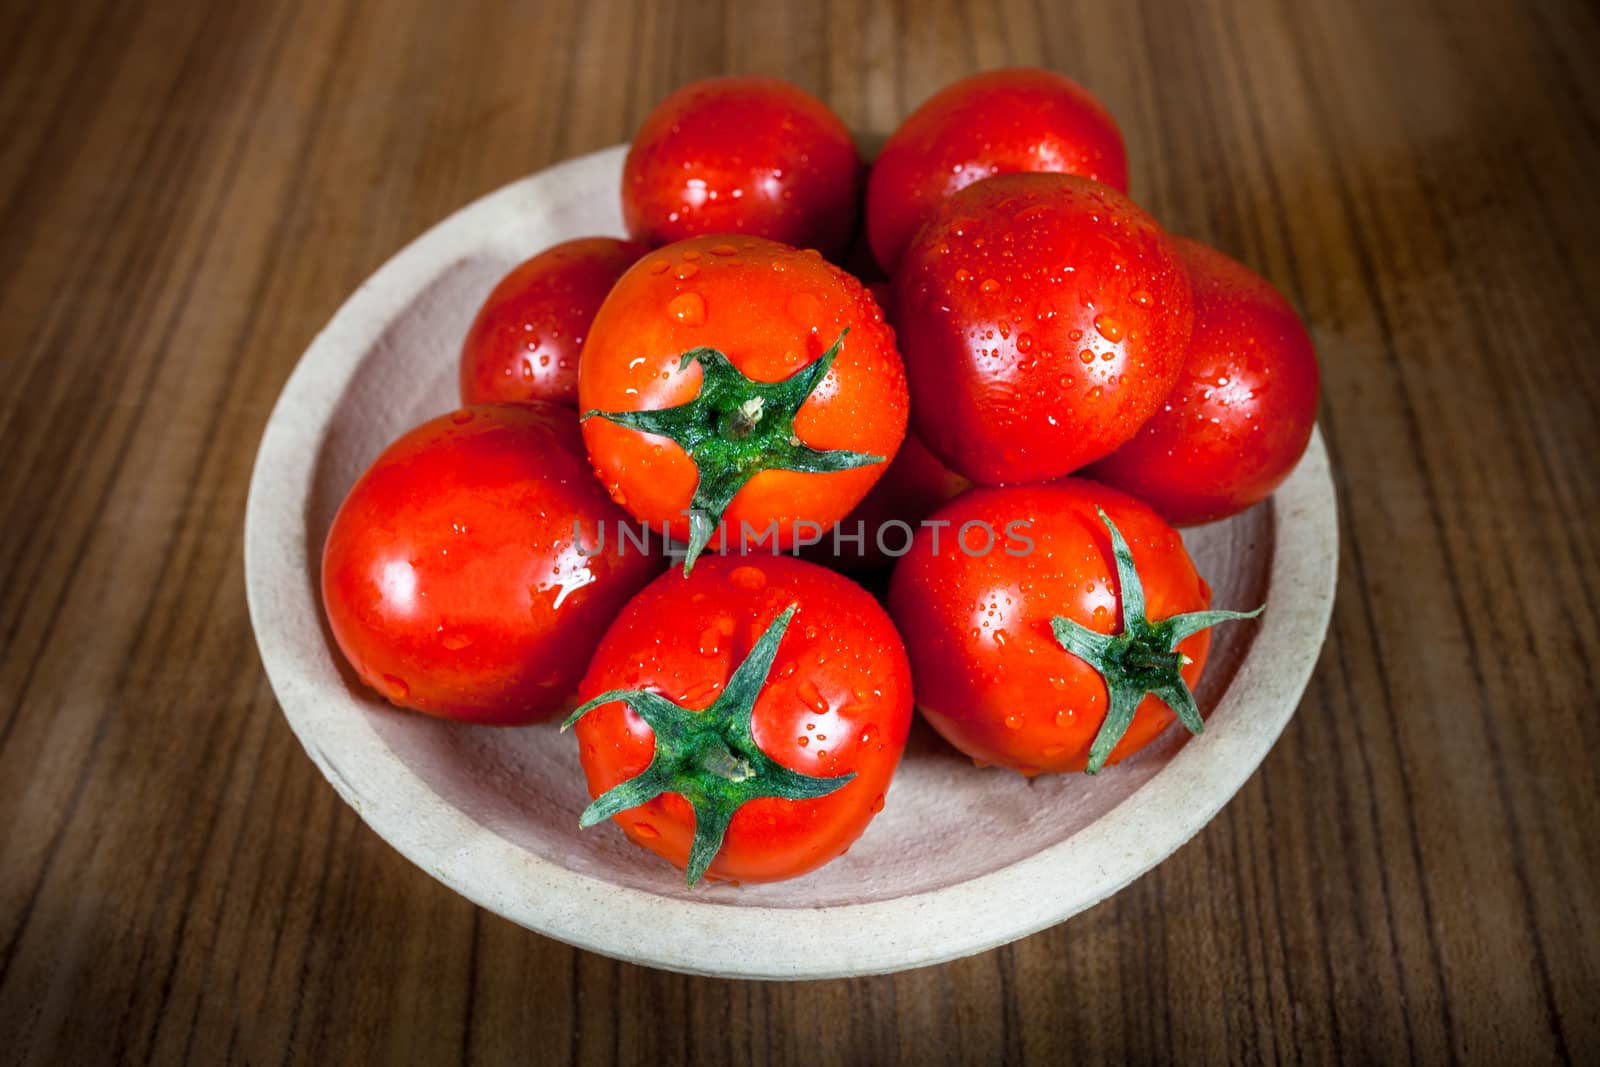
left=1, top=0, right=1597, bottom=1061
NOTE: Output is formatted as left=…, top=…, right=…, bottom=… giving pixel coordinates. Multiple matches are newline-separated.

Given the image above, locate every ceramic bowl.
left=244, top=144, right=1338, bottom=979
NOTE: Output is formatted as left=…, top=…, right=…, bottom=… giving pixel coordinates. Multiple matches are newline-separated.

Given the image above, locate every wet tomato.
left=579, top=234, right=908, bottom=570
left=866, top=67, right=1128, bottom=273
left=320, top=403, right=663, bottom=724
left=1086, top=237, right=1320, bottom=524
left=459, top=237, right=645, bottom=407
left=623, top=77, right=861, bottom=261
left=566, top=554, right=912, bottom=884
left=894, top=172, right=1192, bottom=486
left=888, top=479, right=1257, bottom=775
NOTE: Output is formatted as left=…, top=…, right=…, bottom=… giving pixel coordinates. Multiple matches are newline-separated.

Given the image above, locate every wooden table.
left=2, top=0, right=1596, bottom=1061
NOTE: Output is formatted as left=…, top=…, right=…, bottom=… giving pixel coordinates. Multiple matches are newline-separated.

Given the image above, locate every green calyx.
left=582, top=330, right=884, bottom=574
left=1051, top=508, right=1263, bottom=775
left=562, top=604, right=855, bottom=886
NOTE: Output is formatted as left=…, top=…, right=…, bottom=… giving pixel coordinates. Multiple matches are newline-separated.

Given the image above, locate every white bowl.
left=244, top=144, right=1338, bottom=980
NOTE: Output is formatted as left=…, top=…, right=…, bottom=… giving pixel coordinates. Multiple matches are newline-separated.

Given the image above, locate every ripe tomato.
left=579, top=235, right=908, bottom=569
left=459, top=237, right=645, bottom=407
left=866, top=68, right=1128, bottom=273
left=566, top=554, right=912, bottom=884
left=809, top=431, right=971, bottom=571
left=894, top=172, right=1192, bottom=486
left=622, top=76, right=861, bottom=261
left=1085, top=237, right=1320, bottom=524
left=887, top=479, right=1257, bottom=775
left=321, top=403, right=663, bottom=725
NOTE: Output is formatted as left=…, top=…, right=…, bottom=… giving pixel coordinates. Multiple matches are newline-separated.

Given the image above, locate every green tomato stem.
left=1051, top=508, right=1263, bottom=774
left=582, top=331, right=885, bottom=574
left=563, top=604, right=855, bottom=886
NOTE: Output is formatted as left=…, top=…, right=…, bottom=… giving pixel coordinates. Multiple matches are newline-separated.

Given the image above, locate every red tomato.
left=321, top=403, right=663, bottom=724
left=809, top=432, right=971, bottom=571
left=579, top=235, right=908, bottom=569
left=866, top=68, right=1128, bottom=273
left=894, top=172, right=1193, bottom=486
left=622, top=77, right=861, bottom=261
left=865, top=280, right=894, bottom=320
left=888, top=479, right=1255, bottom=775
left=567, top=554, right=912, bottom=884
left=459, top=237, right=645, bottom=407
left=1085, top=237, right=1320, bottom=524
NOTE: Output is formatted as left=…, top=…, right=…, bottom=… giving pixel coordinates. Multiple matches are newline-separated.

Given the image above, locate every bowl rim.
left=245, top=143, right=1339, bottom=980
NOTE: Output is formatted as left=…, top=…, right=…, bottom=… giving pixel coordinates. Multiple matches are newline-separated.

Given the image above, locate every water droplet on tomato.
left=667, top=292, right=706, bottom=325
left=382, top=674, right=410, bottom=699
left=442, top=633, right=472, bottom=651
left=1016, top=333, right=1034, bottom=353
left=697, top=618, right=731, bottom=656
left=1055, top=708, right=1076, bottom=726
left=1132, top=290, right=1154, bottom=308
left=681, top=249, right=702, bottom=262
left=709, top=243, right=738, bottom=256
left=870, top=794, right=885, bottom=814
left=680, top=678, right=722, bottom=705
left=633, top=822, right=660, bottom=839
left=646, top=258, right=671, bottom=275
left=729, top=565, right=766, bottom=592
left=786, top=292, right=823, bottom=327
left=1004, top=712, right=1023, bottom=730
left=857, top=725, right=878, bottom=748
left=676, top=263, right=699, bottom=280
left=450, top=410, right=473, bottom=425
left=799, top=680, right=830, bottom=714
left=1094, top=313, right=1124, bottom=343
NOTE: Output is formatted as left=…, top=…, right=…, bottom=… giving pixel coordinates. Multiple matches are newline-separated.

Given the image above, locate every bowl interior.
left=297, top=181, right=1271, bottom=910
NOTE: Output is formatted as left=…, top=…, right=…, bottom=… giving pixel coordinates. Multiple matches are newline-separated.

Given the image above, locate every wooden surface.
left=1, top=0, right=1596, bottom=1062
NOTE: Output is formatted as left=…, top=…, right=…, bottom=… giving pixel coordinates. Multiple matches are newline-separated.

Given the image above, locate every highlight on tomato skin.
left=893, top=171, right=1193, bottom=487
left=568, top=554, right=913, bottom=885
left=866, top=67, right=1128, bottom=274
left=459, top=237, right=647, bottom=408
left=622, top=76, right=862, bottom=262
left=319, top=402, right=664, bottom=726
left=1084, top=237, right=1321, bottom=525
left=887, top=479, right=1222, bottom=776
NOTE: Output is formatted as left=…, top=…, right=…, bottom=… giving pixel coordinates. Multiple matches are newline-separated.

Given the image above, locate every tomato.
left=865, top=280, right=894, bottom=320
left=866, top=68, right=1128, bottom=273
left=579, top=234, right=908, bottom=570
left=894, top=172, right=1192, bottom=486
left=565, top=554, right=912, bottom=884
left=459, top=237, right=645, bottom=407
left=320, top=403, right=663, bottom=724
left=887, top=479, right=1257, bottom=775
left=808, top=431, right=971, bottom=571
left=622, top=77, right=861, bottom=261
left=1085, top=237, right=1320, bottom=524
